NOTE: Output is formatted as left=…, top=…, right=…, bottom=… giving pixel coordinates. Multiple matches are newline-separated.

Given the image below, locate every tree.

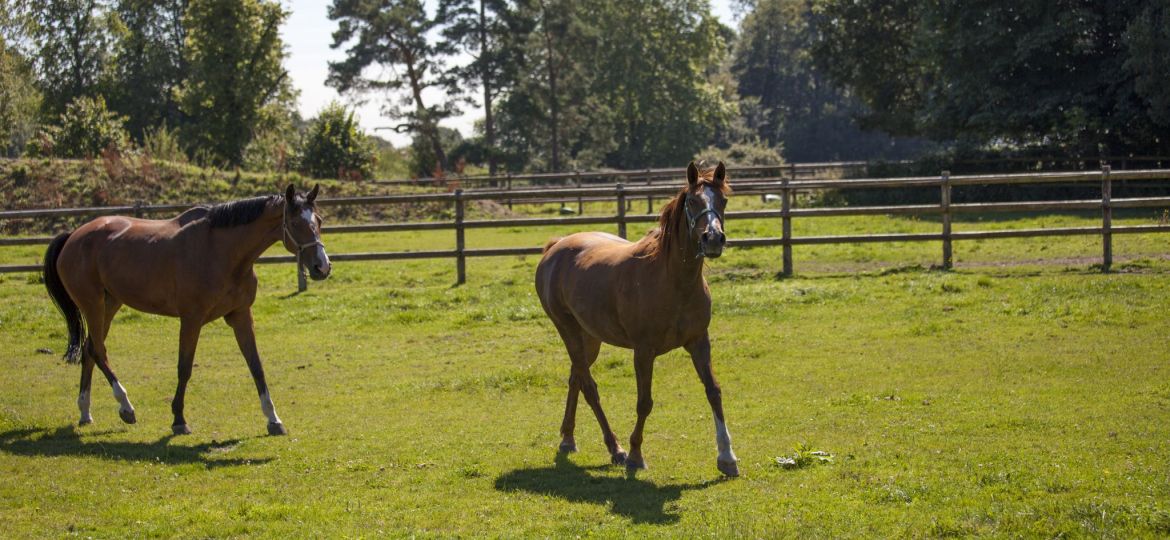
left=814, top=0, right=1169, bottom=157
left=107, top=0, right=188, bottom=140
left=0, top=41, right=42, bottom=156
left=497, top=0, right=734, bottom=171
left=178, top=0, right=294, bottom=167
left=732, top=0, right=925, bottom=161
left=437, top=0, right=528, bottom=175
left=298, top=102, right=376, bottom=180
left=28, top=0, right=116, bottom=116
left=328, top=0, right=458, bottom=176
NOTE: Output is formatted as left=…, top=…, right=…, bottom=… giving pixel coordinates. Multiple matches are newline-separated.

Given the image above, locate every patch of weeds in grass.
left=976, top=276, right=993, bottom=288
left=774, top=442, right=833, bottom=470
left=928, top=517, right=976, bottom=538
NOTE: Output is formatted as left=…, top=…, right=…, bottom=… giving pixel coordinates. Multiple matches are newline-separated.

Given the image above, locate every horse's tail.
left=43, top=232, right=84, bottom=364
left=541, top=237, right=563, bottom=255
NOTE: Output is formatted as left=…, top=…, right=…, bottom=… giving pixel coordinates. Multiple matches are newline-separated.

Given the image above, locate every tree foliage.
left=106, top=0, right=188, bottom=140
left=298, top=102, right=376, bottom=180
left=28, top=0, right=116, bottom=116
left=328, top=0, right=457, bottom=175
left=27, top=94, right=129, bottom=158
left=813, top=0, right=1170, bottom=156
left=178, top=0, right=293, bottom=167
left=437, top=0, right=527, bottom=174
left=732, top=0, right=924, bottom=161
left=0, top=42, right=42, bottom=156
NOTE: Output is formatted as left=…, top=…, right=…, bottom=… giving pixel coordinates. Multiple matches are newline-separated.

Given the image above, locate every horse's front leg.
left=225, top=309, right=286, bottom=436
left=171, top=318, right=202, bottom=434
left=686, top=335, right=739, bottom=477
left=626, top=348, right=656, bottom=471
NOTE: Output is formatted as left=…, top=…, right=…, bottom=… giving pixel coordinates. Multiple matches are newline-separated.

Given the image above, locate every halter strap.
left=282, top=208, right=323, bottom=272
left=683, top=193, right=723, bottom=259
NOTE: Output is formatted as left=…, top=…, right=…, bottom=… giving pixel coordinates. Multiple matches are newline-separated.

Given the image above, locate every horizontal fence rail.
left=4, top=166, right=1170, bottom=287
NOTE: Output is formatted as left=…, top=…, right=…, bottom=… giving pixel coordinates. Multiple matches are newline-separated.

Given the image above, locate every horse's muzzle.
left=701, top=231, right=726, bottom=258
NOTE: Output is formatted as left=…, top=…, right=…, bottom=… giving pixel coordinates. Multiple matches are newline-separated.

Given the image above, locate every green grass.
left=2, top=202, right=1170, bottom=536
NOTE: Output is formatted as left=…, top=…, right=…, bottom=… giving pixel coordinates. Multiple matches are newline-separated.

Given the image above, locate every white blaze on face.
left=703, top=186, right=723, bottom=234
left=78, top=390, right=92, bottom=423
left=259, top=391, right=282, bottom=425
left=111, top=381, right=134, bottom=414
left=715, top=417, right=737, bottom=463
left=302, top=208, right=330, bottom=270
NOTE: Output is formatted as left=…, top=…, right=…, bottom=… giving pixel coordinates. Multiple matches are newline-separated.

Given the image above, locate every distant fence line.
left=3, top=166, right=1170, bottom=290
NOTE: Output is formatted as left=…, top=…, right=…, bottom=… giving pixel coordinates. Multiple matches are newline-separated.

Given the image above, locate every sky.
left=281, top=0, right=740, bottom=147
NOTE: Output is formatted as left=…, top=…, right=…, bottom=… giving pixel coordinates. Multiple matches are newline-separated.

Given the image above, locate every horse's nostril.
left=718, top=233, right=726, bottom=245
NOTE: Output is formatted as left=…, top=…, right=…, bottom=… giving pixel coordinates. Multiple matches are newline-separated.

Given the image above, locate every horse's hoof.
left=717, top=459, right=740, bottom=478
left=78, top=418, right=92, bottom=426
left=558, top=441, right=578, bottom=453
left=267, top=422, right=287, bottom=436
left=119, top=409, right=137, bottom=424
left=625, top=457, right=647, bottom=471
left=611, top=451, right=628, bottom=466
left=172, top=424, right=191, bottom=435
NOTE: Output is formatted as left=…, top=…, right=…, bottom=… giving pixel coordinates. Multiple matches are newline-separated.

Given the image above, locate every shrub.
left=26, top=95, right=131, bottom=159
left=297, top=102, right=376, bottom=180
left=694, top=140, right=785, bottom=167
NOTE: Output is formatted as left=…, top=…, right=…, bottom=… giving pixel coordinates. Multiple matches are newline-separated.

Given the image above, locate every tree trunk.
left=480, top=0, right=496, bottom=176
left=404, top=50, right=446, bottom=174
left=543, top=21, right=560, bottom=172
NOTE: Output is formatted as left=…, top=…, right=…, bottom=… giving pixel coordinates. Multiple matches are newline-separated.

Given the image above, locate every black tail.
left=43, top=232, right=84, bottom=363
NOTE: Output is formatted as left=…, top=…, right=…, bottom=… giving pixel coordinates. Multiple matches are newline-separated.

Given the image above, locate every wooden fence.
left=3, top=166, right=1170, bottom=290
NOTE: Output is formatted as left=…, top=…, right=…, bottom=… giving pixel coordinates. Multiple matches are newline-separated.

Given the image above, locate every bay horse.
left=42, top=185, right=331, bottom=436
left=535, top=161, right=739, bottom=477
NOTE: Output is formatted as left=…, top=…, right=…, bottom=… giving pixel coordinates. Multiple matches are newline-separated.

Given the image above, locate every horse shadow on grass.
left=0, top=425, right=272, bottom=468
left=494, top=452, right=723, bottom=525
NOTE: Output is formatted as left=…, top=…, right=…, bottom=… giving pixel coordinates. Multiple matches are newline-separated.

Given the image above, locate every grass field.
left=1, top=201, right=1170, bottom=537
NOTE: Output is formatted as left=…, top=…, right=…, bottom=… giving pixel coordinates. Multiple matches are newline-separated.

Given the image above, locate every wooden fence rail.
left=4, top=167, right=1170, bottom=287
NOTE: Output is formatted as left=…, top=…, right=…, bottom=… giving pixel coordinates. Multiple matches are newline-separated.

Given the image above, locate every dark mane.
left=643, top=169, right=731, bottom=260
left=203, top=196, right=279, bottom=229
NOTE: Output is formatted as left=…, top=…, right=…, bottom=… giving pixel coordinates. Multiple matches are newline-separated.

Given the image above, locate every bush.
left=297, top=102, right=376, bottom=180
left=142, top=123, right=187, bottom=163
left=694, top=140, right=785, bottom=167
left=26, top=95, right=130, bottom=159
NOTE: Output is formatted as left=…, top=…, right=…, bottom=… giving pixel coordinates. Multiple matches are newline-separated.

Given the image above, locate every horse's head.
left=282, top=184, right=332, bottom=280
left=683, top=161, right=729, bottom=259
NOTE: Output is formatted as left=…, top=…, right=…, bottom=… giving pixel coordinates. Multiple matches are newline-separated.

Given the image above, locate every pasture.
left=1, top=210, right=1169, bottom=537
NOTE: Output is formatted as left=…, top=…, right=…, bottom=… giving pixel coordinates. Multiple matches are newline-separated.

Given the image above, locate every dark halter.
left=684, top=190, right=723, bottom=259
left=283, top=205, right=323, bottom=268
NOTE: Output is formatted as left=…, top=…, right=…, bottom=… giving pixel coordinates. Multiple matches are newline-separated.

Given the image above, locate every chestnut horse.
left=535, top=161, right=739, bottom=477
left=42, top=185, right=331, bottom=436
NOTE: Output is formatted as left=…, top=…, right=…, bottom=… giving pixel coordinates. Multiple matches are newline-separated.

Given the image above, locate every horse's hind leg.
left=558, top=335, right=600, bottom=453
left=555, top=323, right=626, bottom=464
left=170, top=318, right=202, bottom=435
left=81, top=295, right=136, bottom=424
left=225, top=309, right=286, bottom=436
left=77, top=298, right=122, bottom=425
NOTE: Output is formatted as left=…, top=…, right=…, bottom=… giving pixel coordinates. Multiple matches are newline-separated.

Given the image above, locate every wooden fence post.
left=781, top=173, right=793, bottom=276
left=646, top=173, right=654, bottom=214
left=506, top=174, right=513, bottom=211
left=297, top=259, right=307, bottom=292
left=941, top=170, right=953, bottom=270
left=455, top=189, right=466, bottom=284
left=1102, top=165, right=1112, bottom=272
left=575, top=171, right=583, bottom=215
left=616, top=183, right=627, bottom=239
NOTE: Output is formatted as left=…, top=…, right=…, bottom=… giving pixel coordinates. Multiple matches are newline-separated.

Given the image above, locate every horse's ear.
left=687, top=161, right=699, bottom=187
left=285, top=184, right=296, bottom=202
left=713, top=161, right=726, bottom=186
left=307, top=184, right=319, bottom=203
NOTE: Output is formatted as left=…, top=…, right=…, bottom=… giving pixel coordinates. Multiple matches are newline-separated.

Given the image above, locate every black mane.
left=203, top=196, right=279, bottom=229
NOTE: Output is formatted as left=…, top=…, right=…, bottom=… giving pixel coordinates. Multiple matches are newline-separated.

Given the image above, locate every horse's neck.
left=221, top=208, right=283, bottom=269
left=654, top=220, right=705, bottom=290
